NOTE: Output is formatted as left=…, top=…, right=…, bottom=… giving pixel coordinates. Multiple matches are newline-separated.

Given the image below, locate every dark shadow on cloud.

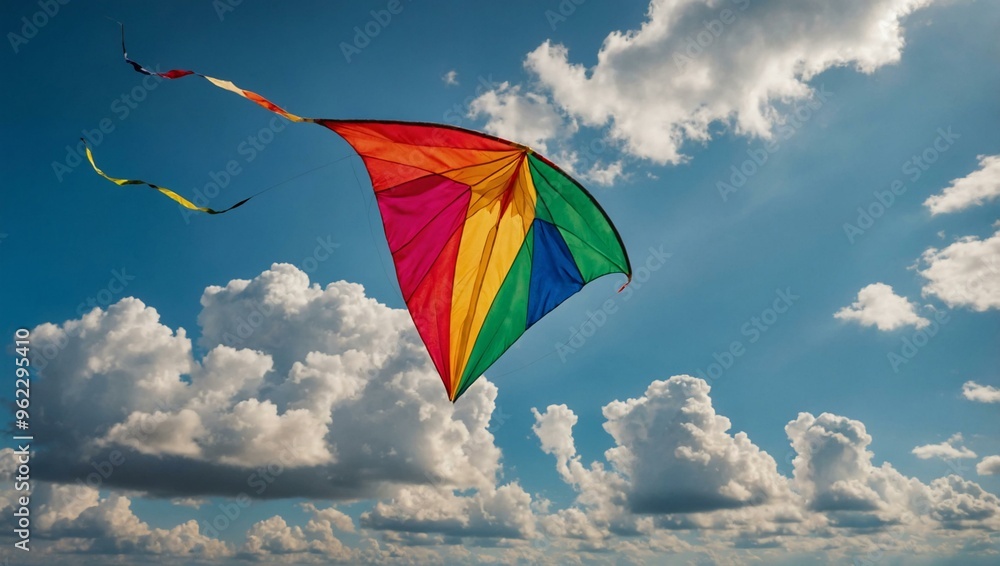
left=733, top=537, right=783, bottom=549
left=629, top=491, right=751, bottom=514
left=826, top=511, right=900, bottom=532
left=654, top=514, right=702, bottom=530
left=361, top=516, right=524, bottom=540
left=380, top=532, right=448, bottom=547
left=810, top=492, right=881, bottom=513
left=33, top=447, right=434, bottom=500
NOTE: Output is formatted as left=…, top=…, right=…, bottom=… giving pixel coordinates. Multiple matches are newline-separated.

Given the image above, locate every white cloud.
left=242, top=516, right=311, bottom=555
left=361, top=483, right=536, bottom=540
left=584, top=160, right=627, bottom=186
left=442, top=69, right=459, bottom=86
left=547, top=149, right=629, bottom=187
left=531, top=376, right=1000, bottom=558
left=834, top=283, right=930, bottom=331
left=475, top=0, right=934, bottom=165
left=601, top=376, right=789, bottom=513
left=786, top=412, right=920, bottom=520
left=9, top=360, right=1000, bottom=563
left=171, top=497, right=208, bottom=509
left=978, top=456, right=1000, bottom=476
left=963, top=381, right=1000, bottom=403
left=913, top=433, right=977, bottom=461
left=0, top=475, right=230, bottom=558
left=928, top=476, right=1000, bottom=530
left=920, top=228, right=1000, bottom=311
left=531, top=404, right=647, bottom=547
left=468, top=82, right=575, bottom=153
left=30, top=264, right=502, bottom=499
left=240, top=504, right=354, bottom=560
left=22, top=261, right=1000, bottom=561
left=925, top=154, right=1000, bottom=214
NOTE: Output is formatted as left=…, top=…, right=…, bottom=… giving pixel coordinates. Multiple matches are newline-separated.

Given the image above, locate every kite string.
left=84, top=139, right=356, bottom=215
left=347, top=156, right=396, bottom=293
left=239, top=153, right=356, bottom=201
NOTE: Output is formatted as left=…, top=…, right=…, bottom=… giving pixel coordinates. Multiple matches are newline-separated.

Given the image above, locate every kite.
left=85, top=28, right=632, bottom=402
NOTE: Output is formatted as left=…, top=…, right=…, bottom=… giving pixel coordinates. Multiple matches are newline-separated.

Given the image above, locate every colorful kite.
left=86, top=28, right=632, bottom=401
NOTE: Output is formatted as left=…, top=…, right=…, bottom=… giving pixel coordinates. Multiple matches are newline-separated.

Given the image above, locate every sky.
left=1, top=0, right=999, bottom=564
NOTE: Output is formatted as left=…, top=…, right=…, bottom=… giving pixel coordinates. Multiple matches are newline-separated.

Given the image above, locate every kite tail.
left=83, top=139, right=252, bottom=214
left=119, top=24, right=310, bottom=124
left=84, top=24, right=318, bottom=216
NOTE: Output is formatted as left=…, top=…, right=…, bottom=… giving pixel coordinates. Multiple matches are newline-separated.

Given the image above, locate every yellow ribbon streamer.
left=83, top=141, right=251, bottom=215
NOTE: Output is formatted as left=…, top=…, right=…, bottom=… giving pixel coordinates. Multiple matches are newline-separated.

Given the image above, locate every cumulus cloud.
left=531, top=404, right=647, bottom=546
left=241, top=516, right=311, bottom=555
left=925, top=154, right=1000, bottom=215
left=21, top=263, right=1000, bottom=562
left=912, top=434, right=977, bottom=461
left=928, top=476, right=1000, bottom=530
left=601, top=376, right=789, bottom=513
left=442, top=69, right=459, bottom=86
left=787, top=413, right=1000, bottom=534
left=786, top=412, right=917, bottom=520
left=472, top=0, right=933, bottom=165
left=978, top=456, right=1000, bottom=477
left=963, top=381, right=1000, bottom=403
left=0, top=468, right=229, bottom=559
left=532, top=378, right=794, bottom=520
left=29, top=264, right=502, bottom=500
left=468, top=82, right=575, bottom=153
left=834, top=283, right=930, bottom=331
left=238, top=503, right=355, bottom=561
left=361, top=483, right=536, bottom=540
left=531, top=376, right=1000, bottom=558
left=541, top=148, right=630, bottom=187
left=919, top=228, right=1000, bottom=311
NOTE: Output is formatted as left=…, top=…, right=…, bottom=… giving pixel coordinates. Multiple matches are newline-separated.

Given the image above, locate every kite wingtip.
left=617, top=275, right=632, bottom=293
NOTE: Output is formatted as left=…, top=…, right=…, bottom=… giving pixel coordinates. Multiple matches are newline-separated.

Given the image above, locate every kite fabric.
left=87, top=27, right=632, bottom=402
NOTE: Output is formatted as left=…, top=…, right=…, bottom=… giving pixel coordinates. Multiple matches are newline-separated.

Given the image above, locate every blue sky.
left=2, top=0, right=999, bottom=564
